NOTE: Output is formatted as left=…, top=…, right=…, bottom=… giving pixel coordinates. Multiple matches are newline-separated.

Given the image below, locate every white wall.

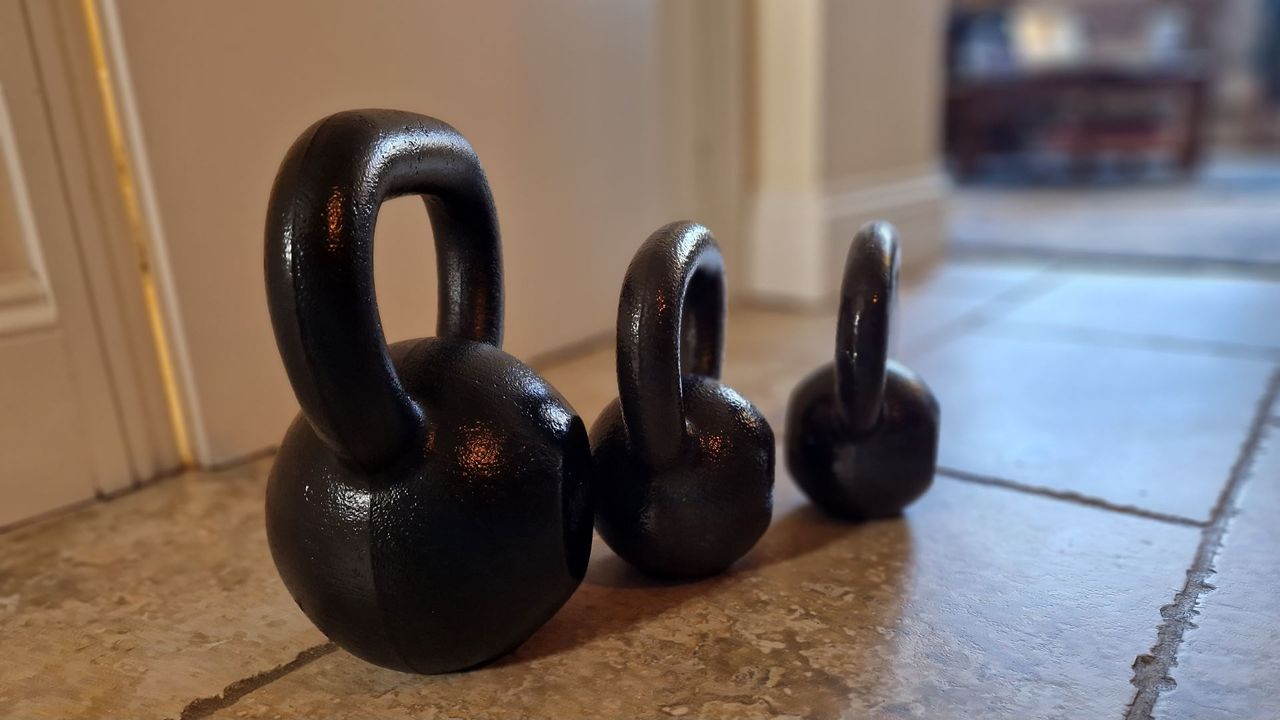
left=819, top=0, right=949, bottom=281
left=747, top=0, right=949, bottom=303
left=64, top=0, right=943, bottom=468
left=102, top=0, right=724, bottom=465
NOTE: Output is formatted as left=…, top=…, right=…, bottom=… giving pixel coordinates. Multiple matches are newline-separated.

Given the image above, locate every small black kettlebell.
left=591, top=222, right=774, bottom=579
left=263, top=110, right=592, bottom=674
left=785, top=222, right=940, bottom=520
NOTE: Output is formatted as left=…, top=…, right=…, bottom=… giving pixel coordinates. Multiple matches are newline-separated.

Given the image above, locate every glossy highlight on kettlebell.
left=785, top=222, right=940, bottom=520
left=591, top=222, right=774, bottom=579
left=264, top=110, right=592, bottom=674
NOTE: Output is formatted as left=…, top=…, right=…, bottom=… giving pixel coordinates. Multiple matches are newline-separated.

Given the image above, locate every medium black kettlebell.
left=785, top=222, right=940, bottom=520
left=591, top=221, right=774, bottom=579
left=263, top=110, right=592, bottom=674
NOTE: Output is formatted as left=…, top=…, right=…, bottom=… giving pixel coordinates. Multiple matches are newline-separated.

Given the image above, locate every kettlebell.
left=591, top=221, right=774, bottom=579
left=263, top=110, right=592, bottom=674
left=785, top=222, right=940, bottom=520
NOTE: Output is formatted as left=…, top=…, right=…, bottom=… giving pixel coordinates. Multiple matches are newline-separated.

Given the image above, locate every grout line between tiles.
left=176, top=642, right=338, bottom=720
left=902, top=266, right=1070, bottom=356
left=1124, top=366, right=1280, bottom=720
left=203, top=446, right=279, bottom=474
left=936, top=467, right=1206, bottom=528
left=948, top=242, right=1280, bottom=281
left=986, top=322, right=1280, bottom=364
left=0, top=463, right=191, bottom=536
left=906, top=262, right=1280, bottom=365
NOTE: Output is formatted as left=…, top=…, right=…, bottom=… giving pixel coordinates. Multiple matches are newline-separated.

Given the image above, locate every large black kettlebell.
left=263, top=110, right=592, bottom=674
left=785, top=222, right=940, bottom=520
left=591, top=222, right=774, bottom=579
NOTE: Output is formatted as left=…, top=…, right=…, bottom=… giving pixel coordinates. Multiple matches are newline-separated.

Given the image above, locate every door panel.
left=0, top=0, right=134, bottom=526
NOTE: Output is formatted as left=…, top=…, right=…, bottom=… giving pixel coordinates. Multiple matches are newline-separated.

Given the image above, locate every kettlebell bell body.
left=591, top=222, right=774, bottom=579
left=264, top=110, right=592, bottom=674
left=785, top=222, right=940, bottom=520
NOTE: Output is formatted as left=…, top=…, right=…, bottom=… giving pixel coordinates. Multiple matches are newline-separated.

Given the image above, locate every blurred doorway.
left=943, top=0, right=1280, bottom=271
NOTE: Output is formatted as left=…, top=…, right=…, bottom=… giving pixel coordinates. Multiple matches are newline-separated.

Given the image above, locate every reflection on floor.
left=1, top=257, right=1277, bottom=719
left=952, top=153, right=1280, bottom=270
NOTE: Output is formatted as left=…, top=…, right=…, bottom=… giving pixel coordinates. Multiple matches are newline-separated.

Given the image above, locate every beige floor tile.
left=998, top=271, right=1280, bottom=356
left=730, top=261, right=1049, bottom=363
left=0, top=458, right=326, bottom=719
left=895, top=261, right=1050, bottom=352
left=200, top=475, right=1198, bottom=720
left=1155, top=426, right=1280, bottom=720
left=904, top=260, right=1048, bottom=302
left=950, top=158, right=1280, bottom=266
left=1, top=275, right=1259, bottom=719
left=910, top=330, right=1274, bottom=522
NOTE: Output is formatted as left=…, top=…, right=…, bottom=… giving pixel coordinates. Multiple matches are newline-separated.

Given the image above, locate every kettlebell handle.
left=266, top=110, right=503, bottom=472
left=617, top=222, right=726, bottom=470
left=835, top=222, right=899, bottom=436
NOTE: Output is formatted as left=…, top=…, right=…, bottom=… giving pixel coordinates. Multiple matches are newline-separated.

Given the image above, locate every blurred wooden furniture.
left=947, top=64, right=1209, bottom=178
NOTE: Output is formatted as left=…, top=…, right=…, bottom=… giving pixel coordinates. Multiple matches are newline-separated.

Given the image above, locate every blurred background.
left=947, top=0, right=1280, bottom=268
left=1, top=0, right=1276, bottom=527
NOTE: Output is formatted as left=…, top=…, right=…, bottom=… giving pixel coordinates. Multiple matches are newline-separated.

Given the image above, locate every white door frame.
left=0, top=0, right=134, bottom=523
left=21, top=0, right=186, bottom=478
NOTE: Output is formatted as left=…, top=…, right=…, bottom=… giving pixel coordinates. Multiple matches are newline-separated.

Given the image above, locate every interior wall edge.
left=85, top=0, right=209, bottom=467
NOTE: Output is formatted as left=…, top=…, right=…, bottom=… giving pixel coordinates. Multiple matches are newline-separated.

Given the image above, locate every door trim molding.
left=78, top=0, right=200, bottom=466
left=22, top=0, right=187, bottom=477
left=0, top=83, right=58, bottom=336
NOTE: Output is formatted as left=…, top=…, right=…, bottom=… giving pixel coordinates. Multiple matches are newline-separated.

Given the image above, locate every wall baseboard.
left=747, top=170, right=949, bottom=303
left=824, top=169, right=949, bottom=292
left=747, top=190, right=828, bottom=304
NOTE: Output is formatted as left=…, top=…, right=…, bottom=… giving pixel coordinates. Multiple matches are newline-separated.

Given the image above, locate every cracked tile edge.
left=176, top=642, right=338, bottom=720
left=936, top=467, right=1207, bottom=528
left=947, top=243, right=1280, bottom=281
left=979, top=321, right=1280, bottom=364
left=1124, top=366, right=1280, bottom=720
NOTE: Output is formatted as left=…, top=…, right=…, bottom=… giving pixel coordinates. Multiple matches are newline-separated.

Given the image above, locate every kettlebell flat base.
left=267, top=337, right=593, bottom=674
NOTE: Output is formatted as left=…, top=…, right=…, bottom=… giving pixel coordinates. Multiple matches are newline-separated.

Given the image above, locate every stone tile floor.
left=1, top=258, right=1277, bottom=719
left=950, top=153, right=1280, bottom=271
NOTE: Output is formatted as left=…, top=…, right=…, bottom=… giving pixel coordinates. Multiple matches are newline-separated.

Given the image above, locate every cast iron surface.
left=785, top=222, right=941, bottom=521
left=591, top=222, right=774, bottom=579
left=264, top=109, right=592, bottom=674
